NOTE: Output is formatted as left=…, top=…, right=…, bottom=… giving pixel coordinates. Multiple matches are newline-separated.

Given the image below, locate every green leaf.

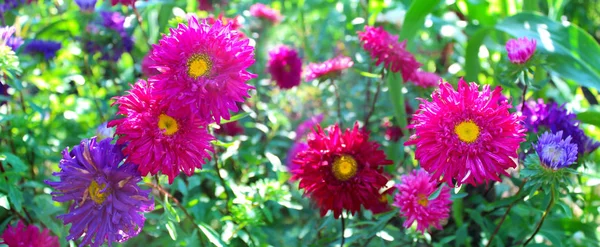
left=219, top=112, right=249, bottom=124
left=428, top=184, right=444, bottom=200
left=8, top=185, right=22, bottom=212
left=0, top=153, right=27, bottom=173
left=165, top=221, right=177, bottom=241
left=399, top=0, right=442, bottom=43
left=198, top=222, right=226, bottom=247
left=577, top=111, right=600, bottom=127
left=496, top=13, right=600, bottom=90
left=465, top=28, right=492, bottom=82
left=164, top=194, right=180, bottom=223
left=0, top=193, right=10, bottom=210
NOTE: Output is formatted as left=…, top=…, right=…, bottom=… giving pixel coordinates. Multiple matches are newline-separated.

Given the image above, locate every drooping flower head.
left=0, top=26, right=23, bottom=51
left=394, top=170, right=452, bottom=233
left=215, top=121, right=244, bottom=136
left=74, top=0, right=96, bottom=12
left=357, top=26, right=421, bottom=81
left=292, top=122, right=393, bottom=218
left=409, top=70, right=442, bottom=88
left=505, top=37, right=536, bottom=64
left=305, top=56, right=354, bottom=81
left=45, top=138, right=154, bottom=247
left=535, top=131, right=578, bottom=170
left=0, top=220, right=59, bottom=247
left=150, top=17, right=256, bottom=123
left=406, top=78, right=526, bottom=186
left=523, top=99, right=599, bottom=155
left=109, top=80, right=215, bottom=184
left=249, top=3, right=282, bottom=24
left=24, top=40, right=61, bottom=60
left=267, top=45, right=303, bottom=89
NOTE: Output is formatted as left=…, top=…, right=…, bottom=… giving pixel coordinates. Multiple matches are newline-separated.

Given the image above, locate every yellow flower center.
left=454, top=120, right=480, bottom=143
left=88, top=180, right=109, bottom=204
left=158, top=114, right=179, bottom=136
left=417, top=193, right=429, bottom=207
left=187, top=54, right=212, bottom=79
left=332, top=155, right=358, bottom=181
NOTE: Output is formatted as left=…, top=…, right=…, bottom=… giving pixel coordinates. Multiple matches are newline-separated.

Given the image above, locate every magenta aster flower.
left=0, top=221, right=59, bottom=247
left=406, top=78, right=526, bottom=186
left=141, top=49, right=160, bottom=77
left=292, top=122, right=393, bottom=218
left=150, top=17, right=256, bottom=123
left=394, top=170, right=451, bottom=233
left=506, top=37, right=536, bottom=64
left=249, top=3, right=282, bottom=24
left=267, top=45, right=303, bottom=89
left=45, top=138, right=154, bottom=247
left=409, top=70, right=441, bottom=88
left=305, top=56, right=354, bottom=81
left=109, top=80, right=215, bottom=184
left=357, top=26, right=421, bottom=81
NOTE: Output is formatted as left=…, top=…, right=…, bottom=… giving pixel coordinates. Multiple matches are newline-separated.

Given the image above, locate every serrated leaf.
left=198, top=222, right=226, bottom=247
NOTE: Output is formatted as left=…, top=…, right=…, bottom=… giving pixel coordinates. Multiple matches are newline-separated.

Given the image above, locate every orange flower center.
left=417, top=193, right=429, bottom=207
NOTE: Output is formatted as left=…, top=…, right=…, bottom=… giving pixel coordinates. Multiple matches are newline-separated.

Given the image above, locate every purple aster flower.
left=24, top=40, right=61, bottom=60
left=74, top=0, right=96, bottom=12
left=535, top=131, right=578, bottom=169
left=0, top=26, right=23, bottom=51
left=100, top=11, right=126, bottom=33
left=45, top=138, right=154, bottom=247
left=523, top=99, right=600, bottom=156
left=294, top=114, right=323, bottom=141
left=84, top=12, right=133, bottom=61
left=505, top=37, right=536, bottom=64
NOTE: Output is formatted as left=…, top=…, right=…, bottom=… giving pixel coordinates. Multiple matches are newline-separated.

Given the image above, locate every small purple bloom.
left=100, top=11, right=126, bottom=33
left=536, top=131, right=578, bottom=169
left=286, top=142, right=307, bottom=174
left=46, top=138, right=154, bottom=247
left=505, top=37, right=536, bottom=64
left=294, top=114, right=323, bottom=141
left=24, top=40, right=61, bottom=60
left=74, top=0, right=97, bottom=12
left=523, top=99, right=600, bottom=156
left=0, top=26, right=24, bottom=51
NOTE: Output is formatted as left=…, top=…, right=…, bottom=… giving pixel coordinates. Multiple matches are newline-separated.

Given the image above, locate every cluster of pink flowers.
left=250, top=3, right=282, bottom=24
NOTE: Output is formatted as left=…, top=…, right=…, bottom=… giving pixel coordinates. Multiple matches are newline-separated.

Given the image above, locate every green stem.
left=522, top=186, right=555, bottom=246
left=340, top=213, right=346, bottom=247
left=486, top=180, right=526, bottom=247
left=386, top=71, right=407, bottom=164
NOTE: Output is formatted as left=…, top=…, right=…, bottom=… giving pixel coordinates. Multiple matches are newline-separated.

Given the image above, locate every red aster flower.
left=305, top=56, right=354, bottom=81
left=249, top=3, right=282, bottom=24
left=292, top=122, right=393, bottom=218
left=0, top=221, right=59, bottom=247
left=150, top=17, right=256, bottom=123
left=109, top=80, right=215, bottom=184
left=406, top=78, right=526, bottom=186
left=394, top=170, right=452, bottom=233
left=357, top=26, right=421, bottom=81
left=267, top=45, right=303, bottom=89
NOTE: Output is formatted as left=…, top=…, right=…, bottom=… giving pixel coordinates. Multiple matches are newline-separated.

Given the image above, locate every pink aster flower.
left=406, top=78, right=526, bottom=186
left=267, top=45, right=303, bottom=89
left=357, top=26, right=421, bottom=81
left=0, top=221, right=59, bottom=247
left=394, top=170, right=451, bottom=233
left=141, top=49, right=160, bottom=77
left=409, top=70, right=442, bottom=88
left=150, top=17, right=256, bottom=123
left=109, top=80, right=215, bottom=184
left=305, top=56, right=354, bottom=81
left=249, top=3, right=282, bottom=24
left=505, top=37, right=536, bottom=64
left=292, top=122, right=393, bottom=218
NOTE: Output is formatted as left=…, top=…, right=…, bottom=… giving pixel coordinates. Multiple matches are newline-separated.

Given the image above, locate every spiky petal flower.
left=406, top=78, right=526, bottom=186
left=357, top=26, right=421, bottom=81
left=0, top=220, right=59, bottom=247
left=505, top=37, right=536, bottom=64
left=522, top=99, right=600, bottom=155
left=141, top=49, right=160, bottom=77
left=249, top=3, right=282, bottom=24
left=0, top=26, right=23, bottom=51
left=535, top=131, right=578, bottom=169
left=45, top=138, right=154, bottom=247
left=305, top=56, right=354, bottom=81
left=394, top=170, right=451, bottom=233
left=292, top=122, right=393, bottom=218
left=24, top=40, right=61, bottom=60
left=150, top=17, right=256, bottom=123
left=109, top=80, right=215, bottom=184
left=409, top=70, right=441, bottom=88
left=267, top=45, right=303, bottom=89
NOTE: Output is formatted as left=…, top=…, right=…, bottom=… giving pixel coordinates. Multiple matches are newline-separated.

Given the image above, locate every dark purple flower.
left=24, top=40, right=61, bottom=60
left=100, top=11, right=126, bottom=33
left=0, top=81, right=8, bottom=106
left=523, top=99, right=600, bottom=156
left=74, top=0, right=97, bottom=12
left=46, top=138, right=154, bottom=247
left=0, top=26, right=23, bottom=51
left=267, top=45, right=303, bottom=89
left=535, top=131, right=578, bottom=169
